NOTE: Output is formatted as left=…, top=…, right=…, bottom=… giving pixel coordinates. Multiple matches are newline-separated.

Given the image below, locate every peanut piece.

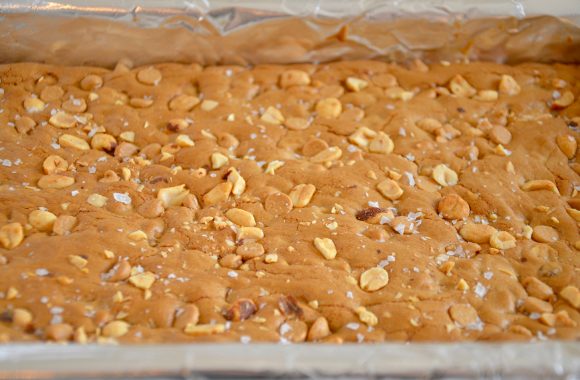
left=474, top=90, right=498, bottom=102
left=236, top=227, right=264, bottom=240
left=53, top=215, right=77, bottom=235
left=49, top=111, right=76, bottom=129
left=43, top=155, right=68, bottom=174
left=552, top=91, right=574, bottom=109
left=560, top=286, right=580, bottom=308
left=359, top=267, right=389, bottom=292
left=284, top=117, right=310, bottom=130
left=102, top=320, right=130, bottom=338
left=279, top=70, right=311, bottom=88
left=368, top=132, right=394, bottom=154
left=45, top=323, right=73, bottom=342
left=87, top=193, right=108, bottom=208
left=289, top=184, right=316, bottom=208
left=531, top=225, right=559, bottom=243
left=129, top=97, right=153, bottom=108
left=345, top=77, right=368, bottom=92
left=128, top=271, right=156, bottom=290
left=184, top=323, right=225, bottom=336
left=225, top=208, right=256, bottom=227
left=29, top=210, right=57, bottom=232
left=59, top=134, right=90, bottom=151
left=236, top=242, right=265, bottom=259
left=356, top=306, right=378, bottom=326
left=168, top=94, right=200, bottom=111
left=91, top=133, right=117, bottom=153
left=173, top=304, right=200, bottom=329
left=157, top=184, right=190, bottom=208
left=0, top=223, right=24, bottom=249
left=80, top=74, right=103, bottom=90
left=260, top=106, right=284, bottom=125
left=316, top=98, right=342, bottom=118
left=459, top=223, right=497, bottom=244
left=520, top=297, right=553, bottom=314
left=15, top=116, right=36, bottom=134
left=489, top=230, right=516, bottom=250
left=200, top=99, right=219, bottom=111
left=12, top=308, right=33, bottom=328
left=175, top=134, right=194, bottom=147
left=264, top=160, right=284, bottom=175
left=489, top=125, right=512, bottom=145
left=498, top=75, right=521, bottom=95
left=438, top=194, right=470, bottom=220
left=349, top=127, right=377, bottom=149
left=377, top=179, right=403, bottom=200
left=227, top=168, right=246, bottom=196
left=68, top=254, right=88, bottom=270
left=449, top=75, right=476, bottom=97
left=521, top=180, right=560, bottom=195
left=203, top=182, right=233, bottom=206
left=307, top=317, right=330, bottom=341
left=37, top=174, right=75, bottom=189
left=448, top=304, right=478, bottom=326
left=522, top=277, right=553, bottom=301
left=211, top=152, right=229, bottom=169
left=137, top=67, right=162, bottom=85
left=23, top=96, right=45, bottom=113
left=313, top=237, right=337, bottom=260
left=310, top=146, right=342, bottom=164
left=556, top=135, right=577, bottom=159
left=432, top=164, right=458, bottom=187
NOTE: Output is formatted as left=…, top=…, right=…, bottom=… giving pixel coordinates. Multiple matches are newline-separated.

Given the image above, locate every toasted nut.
left=62, top=98, right=86, bottom=114
left=29, top=210, right=57, bottom=232
left=211, top=152, right=229, bottom=169
left=556, top=135, right=577, bottom=159
left=137, top=66, right=162, bottom=85
left=0, top=223, right=24, bottom=249
left=12, top=308, right=33, bottom=328
left=368, top=132, right=394, bottom=154
left=449, top=74, right=476, bottom=97
left=384, top=87, right=414, bottom=101
left=217, top=132, right=239, bottom=149
left=520, top=296, right=553, bottom=314
left=560, top=286, right=580, bottom=308
left=227, top=168, right=246, bottom=196
left=521, top=180, right=560, bottom=195
left=349, top=126, right=377, bottom=149
left=86, top=193, right=107, bottom=208
left=40, top=85, right=64, bottom=102
left=129, top=97, right=154, bottom=108
left=45, top=323, right=73, bottom=342
left=68, top=254, right=88, bottom=270
left=377, top=179, right=403, bottom=200
left=127, top=230, right=148, bottom=241
left=456, top=278, right=470, bottom=291
left=128, top=271, right=156, bottom=290
left=438, top=194, right=470, bottom=220
left=59, top=134, right=90, bottom=151
left=118, top=132, right=135, bottom=143
left=53, top=215, right=77, bottom=235
left=91, top=133, right=117, bottom=153
left=236, top=242, right=265, bottom=259
left=37, top=174, right=75, bottom=189
left=439, top=261, right=455, bottom=275
left=289, top=184, right=316, bottom=208
left=168, top=94, right=200, bottom=111
left=448, top=304, right=478, bottom=326
left=498, top=75, right=521, bottom=95
left=80, top=74, right=103, bottom=90
left=531, top=225, right=559, bottom=243
left=15, top=115, right=36, bottom=134
left=224, top=299, right=257, bottom=321
left=280, top=70, right=311, bottom=88
left=102, top=320, right=130, bottom=338
left=184, top=323, right=225, bottom=336
left=459, top=223, right=496, bottom=244
left=200, top=99, right=219, bottom=111
left=156, top=185, right=190, bottom=208
left=522, top=277, right=553, bottom=301
left=203, top=182, right=232, bottom=206
left=23, top=96, right=45, bottom=113
left=359, top=267, right=389, bottom=292
left=42, top=155, right=68, bottom=174
left=99, top=170, right=120, bottom=183
left=260, top=106, right=284, bottom=125
left=284, top=117, right=310, bottom=130
left=265, top=192, right=293, bottom=215
left=175, top=134, right=194, bottom=147
left=236, top=227, right=264, bottom=240
left=432, top=164, right=458, bottom=187
left=314, top=237, right=337, bottom=260
left=474, top=90, right=498, bottom=102
left=345, top=77, right=368, bottom=92
left=173, top=304, right=200, bottom=329
left=166, top=118, right=189, bottom=132
left=489, top=125, right=512, bottom=145
left=264, top=253, right=278, bottom=263
left=552, top=91, right=574, bottom=109
left=417, top=118, right=442, bottom=132
left=311, top=146, right=342, bottom=163
left=307, top=317, right=330, bottom=341
left=49, top=111, right=76, bottom=129
left=316, top=98, right=342, bottom=118
left=389, top=216, right=416, bottom=235
left=356, top=306, right=378, bottom=326
left=540, top=310, right=577, bottom=327
left=567, top=208, right=580, bottom=222
left=226, top=208, right=256, bottom=227
left=106, top=261, right=132, bottom=282
left=264, top=160, right=285, bottom=175
left=490, top=230, right=516, bottom=250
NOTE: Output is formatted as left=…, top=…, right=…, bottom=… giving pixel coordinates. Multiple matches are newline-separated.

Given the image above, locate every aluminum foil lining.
left=0, top=0, right=579, bottom=67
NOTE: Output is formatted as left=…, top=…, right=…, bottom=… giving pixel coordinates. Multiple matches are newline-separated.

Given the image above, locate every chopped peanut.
left=345, top=77, right=368, bottom=92
left=226, top=167, right=246, bottom=196
left=556, top=135, right=577, bottom=159
left=377, top=179, right=403, bottom=200
left=448, top=304, right=478, bottom=326
left=289, top=184, right=316, bottom=208
left=236, top=227, right=264, bottom=240
left=313, top=237, right=337, bottom=260
left=49, top=111, right=76, bottom=129
left=184, top=323, right=225, bottom=336
left=531, top=225, right=559, bottom=243
left=279, top=70, right=311, bottom=88
left=489, top=230, right=516, bottom=250
left=552, top=91, right=574, bottom=109
left=12, top=308, right=33, bottom=328
left=498, top=75, right=521, bottom=96
left=225, top=208, right=256, bottom=227
left=437, top=194, right=470, bottom=220
left=42, top=155, right=68, bottom=174
left=203, top=182, right=232, bottom=206
left=0, top=223, right=24, bottom=249
left=260, top=106, right=285, bottom=125
left=449, top=75, right=476, bottom=97
left=37, top=174, right=75, bottom=189
left=521, top=180, right=560, bottom=195
left=432, top=164, right=458, bottom=187
left=102, top=320, right=130, bottom=338
left=23, top=96, right=45, bottom=113
left=310, top=146, right=342, bottom=163
left=58, top=134, right=90, bottom=151
left=368, top=132, right=394, bottom=154
left=211, top=152, right=229, bottom=169
left=359, top=267, right=389, bottom=292
left=560, top=286, right=580, bottom=308
left=356, top=306, right=378, bottom=326
left=316, top=98, right=342, bottom=118
left=28, top=210, right=57, bottom=232
left=168, top=94, right=200, bottom=111
left=87, top=193, right=108, bottom=208
left=137, top=66, right=162, bottom=85
left=128, top=271, right=156, bottom=290
left=91, top=133, right=117, bottom=153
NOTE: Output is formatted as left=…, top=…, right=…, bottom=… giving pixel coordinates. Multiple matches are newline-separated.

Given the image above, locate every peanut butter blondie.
left=0, top=60, right=578, bottom=343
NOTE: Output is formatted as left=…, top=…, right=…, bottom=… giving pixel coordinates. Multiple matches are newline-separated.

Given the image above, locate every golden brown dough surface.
left=0, top=60, right=578, bottom=343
